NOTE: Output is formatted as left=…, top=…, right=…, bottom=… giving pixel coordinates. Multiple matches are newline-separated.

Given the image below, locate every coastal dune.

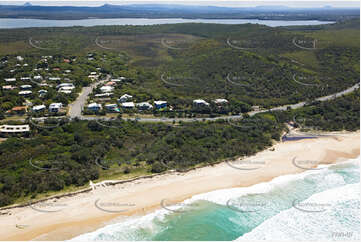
left=0, top=131, right=359, bottom=241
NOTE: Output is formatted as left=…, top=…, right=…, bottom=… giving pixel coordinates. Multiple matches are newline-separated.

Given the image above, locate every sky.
left=0, top=0, right=359, bottom=8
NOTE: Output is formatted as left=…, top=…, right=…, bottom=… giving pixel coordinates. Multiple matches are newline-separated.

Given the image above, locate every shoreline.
left=0, top=131, right=359, bottom=241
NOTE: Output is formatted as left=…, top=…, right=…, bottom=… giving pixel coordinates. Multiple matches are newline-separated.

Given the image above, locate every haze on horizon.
left=0, top=0, right=359, bottom=8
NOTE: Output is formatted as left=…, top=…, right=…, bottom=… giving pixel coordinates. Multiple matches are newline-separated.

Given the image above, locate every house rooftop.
left=0, top=124, right=30, bottom=133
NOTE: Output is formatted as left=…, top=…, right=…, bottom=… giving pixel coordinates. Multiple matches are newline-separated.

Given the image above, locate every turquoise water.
left=70, top=158, right=360, bottom=241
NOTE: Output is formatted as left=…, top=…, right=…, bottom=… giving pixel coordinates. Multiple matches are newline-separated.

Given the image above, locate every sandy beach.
left=0, top=131, right=359, bottom=241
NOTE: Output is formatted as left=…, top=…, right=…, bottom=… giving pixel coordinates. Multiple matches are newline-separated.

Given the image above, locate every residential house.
left=49, top=103, right=63, bottom=113
left=38, top=89, right=48, bottom=97
left=2, top=85, right=16, bottom=90
left=213, top=99, right=229, bottom=105
left=32, top=105, right=46, bottom=112
left=88, top=72, right=99, bottom=80
left=56, top=83, right=75, bottom=89
left=87, top=102, right=102, bottom=111
left=20, top=85, right=32, bottom=90
left=121, top=102, right=135, bottom=109
left=193, top=99, right=210, bottom=106
left=5, top=78, right=16, bottom=82
left=95, top=93, right=113, bottom=98
left=104, top=104, right=120, bottom=112
left=0, top=125, right=30, bottom=134
left=33, top=75, right=42, bottom=80
left=252, top=106, right=261, bottom=111
left=49, top=77, right=61, bottom=81
left=118, top=94, right=132, bottom=103
left=20, top=77, right=31, bottom=81
left=8, top=106, right=27, bottom=115
left=39, top=82, right=49, bottom=87
left=136, top=102, right=153, bottom=110
left=18, top=90, right=32, bottom=96
left=104, top=81, right=116, bottom=86
left=154, top=100, right=167, bottom=109
left=100, top=86, right=114, bottom=93
left=58, top=87, right=73, bottom=94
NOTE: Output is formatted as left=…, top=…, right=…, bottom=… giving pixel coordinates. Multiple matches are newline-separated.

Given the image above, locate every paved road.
left=68, top=75, right=110, bottom=118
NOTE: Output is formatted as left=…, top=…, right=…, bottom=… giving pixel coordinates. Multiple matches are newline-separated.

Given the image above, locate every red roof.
left=12, top=106, right=27, bottom=111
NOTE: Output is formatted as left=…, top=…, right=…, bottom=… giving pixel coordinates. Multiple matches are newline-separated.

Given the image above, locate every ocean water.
left=70, top=157, right=360, bottom=241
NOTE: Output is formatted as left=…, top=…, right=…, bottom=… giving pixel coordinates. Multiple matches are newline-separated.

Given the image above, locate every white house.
left=49, top=77, right=61, bottom=81
left=118, top=94, right=133, bottom=103
left=38, top=89, right=47, bottom=97
left=5, top=78, right=16, bottom=82
left=87, top=102, right=102, bottom=111
left=2, top=85, right=16, bottom=90
left=121, top=102, right=135, bottom=109
left=16, top=56, right=24, bottom=61
left=213, top=99, right=229, bottom=105
left=32, top=104, right=46, bottom=112
left=104, top=103, right=119, bottom=112
left=58, top=87, right=73, bottom=94
left=136, top=102, right=153, bottom=110
left=0, top=125, right=30, bottom=134
left=49, top=103, right=63, bottom=112
left=33, top=75, right=42, bottom=80
left=20, top=85, right=32, bottom=90
left=18, top=90, right=32, bottom=96
left=252, top=106, right=261, bottom=111
left=154, top=100, right=167, bottom=109
left=95, top=93, right=113, bottom=97
left=193, top=99, right=210, bottom=106
left=20, top=77, right=31, bottom=81
left=88, top=72, right=99, bottom=80
left=39, top=82, right=49, bottom=87
left=100, top=86, right=114, bottom=93
left=56, top=83, right=75, bottom=89
left=59, top=86, right=75, bottom=91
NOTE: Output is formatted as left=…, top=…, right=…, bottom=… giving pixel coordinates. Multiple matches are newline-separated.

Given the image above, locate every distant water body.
left=0, top=18, right=335, bottom=29
left=70, top=157, right=359, bottom=241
